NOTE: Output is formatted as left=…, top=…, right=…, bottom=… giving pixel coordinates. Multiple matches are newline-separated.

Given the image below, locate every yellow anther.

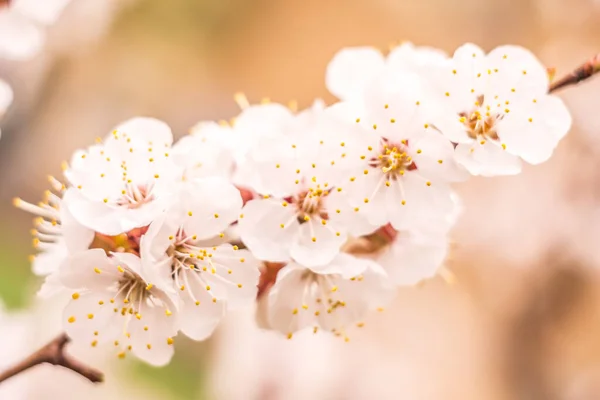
left=188, top=211, right=193, bottom=216
left=68, top=316, right=76, bottom=323
left=94, top=267, right=101, bottom=274
left=167, top=337, right=174, bottom=345
left=87, top=314, right=94, bottom=319
left=117, top=266, right=124, bottom=273
left=287, top=333, right=293, bottom=340
left=91, top=340, right=98, bottom=347
left=311, top=237, right=317, bottom=242
left=292, top=308, right=298, bottom=315
left=135, top=313, right=142, bottom=320
left=72, top=293, right=80, bottom=300
left=165, top=310, right=172, bottom=317
left=426, top=181, right=431, bottom=187
left=331, top=286, right=338, bottom=292
left=146, top=283, right=153, bottom=290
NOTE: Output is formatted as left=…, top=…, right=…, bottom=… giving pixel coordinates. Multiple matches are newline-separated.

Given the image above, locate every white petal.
left=59, top=249, right=118, bottom=290
left=289, top=219, right=346, bottom=268
left=310, top=252, right=373, bottom=277
left=201, top=245, right=260, bottom=309
left=110, top=117, right=173, bottom=147
left=386, top=42, right=448, bottom=72
left=454, top=141, right=522, bottom=176
left=63, top=289, right=122, bottom=345
left=37, top=272, right=65, bottom=298
left=498, top=95, right=572, bottom=164
left=363, top=70, right=431, bottom=142
left=127, top=292, right=179, bottom=366
left=60, top=188, right=94, bottom=254
left=267, top=265, right=315, bottom=334
left=32, top=241, right=67, bottom=276
left=378, top=234, right=447, bottom=286
left=324, top=189, right=377, bottom=237
left=326, top=47, right=385, bottom=101
left=486, top=45, right=549, bottom=102
left=410, top=130, right=469, bottom=182
left=178, top=270, right=226, bottom=341
left=387, top=172, right=455, bottom=234
left=180, top=177, right=242, bottom=240
left=238, top=199, right=298, bottom=262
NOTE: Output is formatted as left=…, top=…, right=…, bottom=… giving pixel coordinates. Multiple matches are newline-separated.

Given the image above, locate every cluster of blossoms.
left=14, top=42, right=572, bottom=366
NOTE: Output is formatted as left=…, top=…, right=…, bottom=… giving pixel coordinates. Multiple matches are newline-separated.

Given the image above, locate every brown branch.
left=0, top=333, right=104, bottom=385
left=549, top=54, right=600, bottom=93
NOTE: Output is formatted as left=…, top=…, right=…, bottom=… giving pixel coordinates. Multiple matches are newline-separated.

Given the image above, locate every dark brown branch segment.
left=549, top=54, right=600, bottom=93
left=0, top=333, right=104, bottom=385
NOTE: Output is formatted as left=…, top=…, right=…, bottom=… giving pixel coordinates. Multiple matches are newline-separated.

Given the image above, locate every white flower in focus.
left=377, top=231, right=448, bottom=286
left=175, top=121, right=235, bottom=180
left=430, top=43, right=572, bottom=176
left=325, top=42, right=447, bottom=102
left=14, top=181, right=94, bottom=278
left=267, top=254, right=394, bottom=340
left=60, top=249, right=179, bottom=366
left=64, top=117, right=183, bottom=235
left=0, top=0, right=71, bottom=60
left=325, top=71, right=467, bottom=234
left=140, top=177, right=260, bottom=341
left=237, top=109, right=376, bottom=268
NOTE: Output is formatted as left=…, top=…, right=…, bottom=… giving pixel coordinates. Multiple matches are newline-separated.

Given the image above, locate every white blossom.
left=60, top=249, right=179, bottom=366
left=140, top=178, right=261, bottom=341
left=237, top=106, right=375, bottom=268
left=266, top=254, right=394, bottom=340
left=430, top=43, right=572, bottom=176
left=324, top=71, right=467, bottom=235
left=64, top=117, right=183, bottom=235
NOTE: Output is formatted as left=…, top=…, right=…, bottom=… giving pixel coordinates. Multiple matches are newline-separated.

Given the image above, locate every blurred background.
left=1, top=0, right=600, bottom=398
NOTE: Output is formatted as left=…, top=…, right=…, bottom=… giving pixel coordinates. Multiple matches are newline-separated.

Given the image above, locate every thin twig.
left=0, top=333, right=104, bottom=385
left=549, top=54, right=600, bottom=93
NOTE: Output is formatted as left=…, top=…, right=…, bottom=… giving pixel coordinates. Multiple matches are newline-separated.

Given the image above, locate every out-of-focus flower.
left=0, top=0, right=71, bottom=60
left=266, top=254, right=394, bottom=340
left=64, top=117, right=183, bottom=235
left=430, top=43, right=572, bottom=176
left=60, top=249, right=179, bottom=366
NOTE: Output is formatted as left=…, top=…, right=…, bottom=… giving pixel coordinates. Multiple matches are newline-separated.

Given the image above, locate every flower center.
left=369, top=140, right=415, bottom=179
left=459, top=95, right=502, bottom=142
left=116, top=269, right=148, bottom=306
left=288, top=186, right=330, bottom=223
left=116, top=183, right=155, bottom=209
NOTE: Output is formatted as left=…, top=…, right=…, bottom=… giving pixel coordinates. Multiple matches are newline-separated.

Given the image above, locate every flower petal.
left=326, top=47, right=385, bottom=101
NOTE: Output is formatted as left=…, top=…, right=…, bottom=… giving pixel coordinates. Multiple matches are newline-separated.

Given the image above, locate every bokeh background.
left=1, top=0, right=600, bottom=398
